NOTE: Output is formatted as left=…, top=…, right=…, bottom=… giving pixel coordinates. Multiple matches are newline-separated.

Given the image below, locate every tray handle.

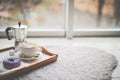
left=0, top=46, right=14, bottom=52
left=40, top=46, right=58, bottom=57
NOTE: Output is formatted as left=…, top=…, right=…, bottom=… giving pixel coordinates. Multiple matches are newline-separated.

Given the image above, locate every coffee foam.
left=20, top=43, right=37, bottom=48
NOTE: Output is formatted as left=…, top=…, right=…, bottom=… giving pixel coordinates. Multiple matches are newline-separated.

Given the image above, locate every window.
left=0, top=0, right=120, bottom=38
left=0, top=0, right=65, bottom=37
left=73, top=0, right=120, bottom=37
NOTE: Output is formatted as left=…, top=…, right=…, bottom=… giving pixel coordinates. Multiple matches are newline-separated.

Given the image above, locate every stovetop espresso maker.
left=5, top=22, right=28, bottom=52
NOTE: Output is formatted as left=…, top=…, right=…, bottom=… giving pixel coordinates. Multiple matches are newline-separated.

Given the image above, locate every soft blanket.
left=16, top=46, right=118, bottom=80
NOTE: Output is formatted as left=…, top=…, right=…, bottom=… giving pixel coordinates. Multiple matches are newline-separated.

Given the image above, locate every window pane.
left=0, top=0, right=65, bottom=29
left=74, top=0, right=120, bottom=29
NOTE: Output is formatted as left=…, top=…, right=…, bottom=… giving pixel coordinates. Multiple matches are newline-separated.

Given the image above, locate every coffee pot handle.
left=5, top=27, right=12, bottom=40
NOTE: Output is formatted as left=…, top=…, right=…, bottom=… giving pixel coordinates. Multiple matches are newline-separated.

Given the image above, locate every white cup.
left=20, top=43, right=40, bottom=58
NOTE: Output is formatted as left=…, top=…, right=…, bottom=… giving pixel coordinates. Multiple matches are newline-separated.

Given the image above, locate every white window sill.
left=0, top=29, right=65, bottom=38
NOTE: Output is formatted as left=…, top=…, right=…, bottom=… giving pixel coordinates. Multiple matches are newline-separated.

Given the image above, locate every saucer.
left=19, top=53, right=40, bottom=61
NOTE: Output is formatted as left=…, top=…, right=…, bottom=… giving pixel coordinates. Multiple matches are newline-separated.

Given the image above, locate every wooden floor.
left=0, top=37, right=120, bottom=80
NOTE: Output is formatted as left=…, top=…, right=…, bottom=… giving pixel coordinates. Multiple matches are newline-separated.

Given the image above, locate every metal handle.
left=5, top=27, right=12, bottom=40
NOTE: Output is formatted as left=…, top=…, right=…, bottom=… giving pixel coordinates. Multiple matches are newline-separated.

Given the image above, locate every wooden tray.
left=0, top=46, right=58, bottom=79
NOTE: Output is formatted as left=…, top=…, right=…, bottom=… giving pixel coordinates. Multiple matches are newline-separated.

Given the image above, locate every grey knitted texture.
left=17, top=46, right=118, bottom=80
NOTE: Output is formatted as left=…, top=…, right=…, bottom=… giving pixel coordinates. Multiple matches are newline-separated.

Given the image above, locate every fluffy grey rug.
left=17, top=46, right=118, bottom=80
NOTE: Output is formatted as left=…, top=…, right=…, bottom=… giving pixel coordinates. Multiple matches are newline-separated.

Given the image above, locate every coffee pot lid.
left=13, top=22, right=28, bottom=29
left=13, top=25, right=27, bottom=29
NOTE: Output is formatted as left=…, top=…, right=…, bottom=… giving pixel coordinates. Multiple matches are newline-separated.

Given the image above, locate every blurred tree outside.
left=0, top=0, right=65, bottom=29
left=74, top=0, right=120, bottom=28
left=0, top=0, right=120, bottom=29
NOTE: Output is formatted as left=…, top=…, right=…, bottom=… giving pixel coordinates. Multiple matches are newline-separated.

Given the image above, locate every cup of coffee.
left=20, top=43, right=41, bottom=58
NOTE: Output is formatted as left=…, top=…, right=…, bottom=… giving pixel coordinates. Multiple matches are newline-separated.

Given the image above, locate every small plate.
left=19, top=53, right=40, bottom=61
left=9, top=51, right=41, bottom=61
